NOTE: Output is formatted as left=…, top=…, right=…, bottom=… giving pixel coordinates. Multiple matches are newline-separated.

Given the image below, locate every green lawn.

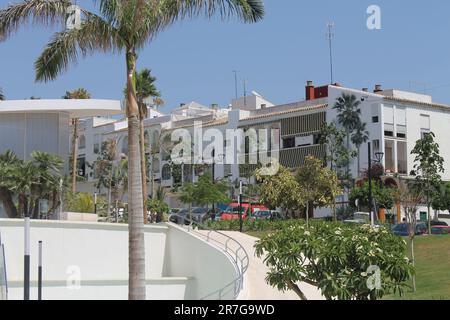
left=247, top=230, right=450, bottom=300
left=385, top=235, right=450, bottom=300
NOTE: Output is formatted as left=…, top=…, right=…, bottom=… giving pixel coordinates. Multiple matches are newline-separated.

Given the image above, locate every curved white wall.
left=0, top=220, right=237, bottom=300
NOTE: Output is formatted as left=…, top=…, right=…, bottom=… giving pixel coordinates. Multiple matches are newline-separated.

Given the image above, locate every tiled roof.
left=383, top=96, right=450, bottom=110
left=240, top=103, right=328, bottom=123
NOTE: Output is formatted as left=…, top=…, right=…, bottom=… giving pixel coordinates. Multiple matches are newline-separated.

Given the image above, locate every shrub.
left=255, top=221, right=413, bottom=300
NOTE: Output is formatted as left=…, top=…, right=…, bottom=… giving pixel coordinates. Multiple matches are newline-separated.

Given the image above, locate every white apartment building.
left=75, top=83, right=450, bottom=219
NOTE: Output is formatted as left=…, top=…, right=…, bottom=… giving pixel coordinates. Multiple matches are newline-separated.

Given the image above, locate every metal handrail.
left=169, top=215, right=249, bottom=300
left=0, top=231, right=8, bottom=300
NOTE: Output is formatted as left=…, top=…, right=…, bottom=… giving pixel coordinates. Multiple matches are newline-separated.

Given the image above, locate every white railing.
left=169, top=215, right=249, bottom=300
left=0, top=231, right=8, bottom=300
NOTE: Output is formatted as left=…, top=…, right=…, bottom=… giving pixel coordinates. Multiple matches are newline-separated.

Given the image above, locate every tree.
left=147, top=186, right=169, bottom=223
left=394, top=181, right=423, bottom=292
left=349, top=181, right=395, bottom=211
left=431, top=182, right=450, bottom=219
left=130, top=68, right=163, bottom=224
left=0, top=150, right=63, bottom=219
left=410, top=132, right=444, bottom=235
left=63, top=88, right=91, bottom=194
left=255, top=221, right=413, bottom=300
left=0, top=87, right=4, bottom=100
left=0, top=0, right=264, bottom=300
left=255, top=166, right=305, bottom=218
left=296, top=156, right=342, bottom=224
left=351, top=122, right=369, bottom=177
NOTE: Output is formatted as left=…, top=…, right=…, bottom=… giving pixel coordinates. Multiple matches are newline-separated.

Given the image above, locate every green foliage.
left=431, top=182, right=450, bottom=212
left=255, top=221, right=414, bottom=300
left=349, top=181, right=395, bottom=209
left=179, top=173, right=230, bottom=208
left=63, top=88, right=91, bottom=99
left=65, top=192, right=96, bottom=213
left=0, top=150, right=63, bottom=218
left=296, top=156, right=342, bottom=209
left=410, top=132, right=444, bottom=199
left=255, top=166, right=305, bottom=215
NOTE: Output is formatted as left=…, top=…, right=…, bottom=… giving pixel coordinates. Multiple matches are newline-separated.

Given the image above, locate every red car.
left=431, top=226, right=450, bottom=235
left=220, top=203, right=269, bottom=220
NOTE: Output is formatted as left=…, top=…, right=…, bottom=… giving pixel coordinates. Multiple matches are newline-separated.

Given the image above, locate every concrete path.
left=220, top=231, right=325, bottom=300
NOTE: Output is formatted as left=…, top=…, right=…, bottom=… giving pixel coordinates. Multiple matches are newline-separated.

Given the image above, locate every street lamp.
left=368, top=142, right=384, bottom=226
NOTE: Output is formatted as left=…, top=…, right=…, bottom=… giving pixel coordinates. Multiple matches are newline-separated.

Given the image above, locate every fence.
left=0, top=231, right=7, bottom=300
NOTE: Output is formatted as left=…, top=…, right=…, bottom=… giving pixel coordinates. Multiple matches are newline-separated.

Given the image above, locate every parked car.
left=190, top=207, right=210, bottom=224
left=220, top=203, right=270, bottom=220
left=431, top=225, right=450, bottom=235
left=430, top=220, right=449, bottom=227
left=344, top=212, right=371, bottom=224
left=252, top=210, right=285, bottom=221
left=391, top=222, right=428, bottom=236
left=169, top=208, right=189, bottom=224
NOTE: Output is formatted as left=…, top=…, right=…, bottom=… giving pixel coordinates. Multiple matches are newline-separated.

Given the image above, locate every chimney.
left=305, top=80, right=315, bottom=100
left=362, top=88, right=369, bottom=92
left=374, top=85, right=383, bottom=93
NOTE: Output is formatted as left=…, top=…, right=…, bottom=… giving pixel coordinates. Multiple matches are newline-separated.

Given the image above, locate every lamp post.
left=368, top=142, right=384, bottom=226
left=239, top=181, right=243, bottom=233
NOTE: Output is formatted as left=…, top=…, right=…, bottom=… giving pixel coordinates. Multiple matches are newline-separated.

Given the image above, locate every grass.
left=246, top=230, right=450, bottom=300
left=385, top=235, right=450, bottom=300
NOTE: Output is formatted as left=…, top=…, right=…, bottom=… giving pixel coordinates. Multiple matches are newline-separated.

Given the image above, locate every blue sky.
left=1, top=0, right=450, bottom=112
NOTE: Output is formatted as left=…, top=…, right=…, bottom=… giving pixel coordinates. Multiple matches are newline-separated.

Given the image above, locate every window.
left=78, top=135, right=86, bottom=149
left=282, top=137, right=295, bottom=149
left=121, top=135, right=129, bottom=154
left=372, top=116, right=379, bottom=123
left=384, top=131, right=394, bottom=137
left=396, top=125, right=407, bottom=138
left=162, top=164, right=171, bottom=180
left=373, top=139, right=380, bottom=153
left=93, top=134, right=100, bottom=154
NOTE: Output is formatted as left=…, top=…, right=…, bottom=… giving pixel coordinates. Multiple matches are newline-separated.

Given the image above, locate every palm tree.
left=0, top=0, right=264, bottom=300
left=333, top=93, right=362, bottom=178
left=63, top=88, right=91, bottom=194
left=134, top=68, right=162, bottom=224
left=351, top=122, right=369, bottom=177
left=0, top=87, right=4, bottom=100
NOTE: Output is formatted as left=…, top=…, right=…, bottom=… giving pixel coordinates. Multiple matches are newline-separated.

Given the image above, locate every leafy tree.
left=333, top=93, right=362, bottom=179
left=0, top=0, right=264, bottom=300
left=296, top=156, right=342, bottom=224
left=351, top=122, right=369, bottom=177
left=0, top=150, right=63, bottom=219
left=130, top=68, right=163, bottom=224
left=410, top=132, right=444, bottom=234
left=147, top=186, right=169, bottom=223
left=349, top=181, right=395, bottom=211
left=255, top=221, right=413, bottom=300
left=63, top=88, right=91, bottom=194
left=394, top=181, right=423, bottom=293
left=255, top=166, right=305, bottom=218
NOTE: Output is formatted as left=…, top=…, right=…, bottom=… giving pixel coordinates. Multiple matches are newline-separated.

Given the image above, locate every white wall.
left=0, top=220, right=238, bottom=300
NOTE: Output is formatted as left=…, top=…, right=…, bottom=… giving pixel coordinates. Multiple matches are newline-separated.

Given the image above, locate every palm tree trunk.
left=71, top=118, right=79, bottom=194
left=357, top=146, right=361, bottom=178
left=139, top=105, right=148, bottom=224
left=126, top=50, right=146, bottom=301
left=0, top=188, right=18, bottom=218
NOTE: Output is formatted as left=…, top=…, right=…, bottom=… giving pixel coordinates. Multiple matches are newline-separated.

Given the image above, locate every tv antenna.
left=326, top=22, right=335, bottom=84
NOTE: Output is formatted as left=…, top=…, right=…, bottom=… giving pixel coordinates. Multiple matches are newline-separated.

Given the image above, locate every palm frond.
left=35, top=12, right=124, bottom=82
left=0, top=0, right=72, bottom=41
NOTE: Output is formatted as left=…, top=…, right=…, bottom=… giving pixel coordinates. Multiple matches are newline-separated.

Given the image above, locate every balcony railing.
left=280, top=144, right=326, bottom=168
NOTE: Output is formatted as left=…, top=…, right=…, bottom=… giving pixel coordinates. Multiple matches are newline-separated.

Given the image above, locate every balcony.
left=280, top=144, right=326, bottom=168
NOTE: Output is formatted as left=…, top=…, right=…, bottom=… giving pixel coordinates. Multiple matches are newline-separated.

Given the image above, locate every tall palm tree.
left=0, top=0, right=264, bottom=300
left=134, top=68, right=162, bottom=224
left=63, top=88, right=91, bottom=194
left=351, top=122, right=369, bottom=177
left=333, top=93, right=362, bottom=178
left=0, top=87, right=4, bottom=100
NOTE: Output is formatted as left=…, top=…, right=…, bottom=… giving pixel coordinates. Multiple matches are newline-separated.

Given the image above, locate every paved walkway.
left=220, top=231, right=325, bottom=300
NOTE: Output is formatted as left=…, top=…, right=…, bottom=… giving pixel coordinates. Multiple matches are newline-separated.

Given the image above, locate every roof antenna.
left=326, top=22, right=335, bottom=84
